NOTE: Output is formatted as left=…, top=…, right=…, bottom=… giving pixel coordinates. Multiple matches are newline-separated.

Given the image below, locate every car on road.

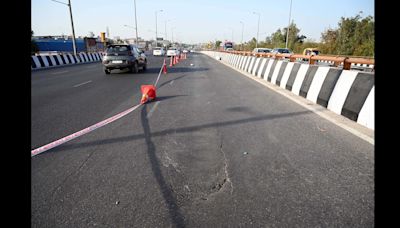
left=271, top=48, right=293, bottom=54
left=102, top=44, right=147, bottom=74
left=182, top=49, right=189, bottom=53
left=252, top=48, right=272, bottom=54
left=152, top=47, right=165, bottom=56
left=167, top=48, right=180, bottom=56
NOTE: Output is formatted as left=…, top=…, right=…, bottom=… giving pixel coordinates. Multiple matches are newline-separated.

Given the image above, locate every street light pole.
left=253, top=12, right=260, bottom=49
left=285, top=0, right=293, bottom=49
left=171, top=27, right=176, bottom=44
left=155, top=10, right=163, bottom=47
left=134, top=0, right=139, bottom=45
left=51, top=0, right=77, bottom=56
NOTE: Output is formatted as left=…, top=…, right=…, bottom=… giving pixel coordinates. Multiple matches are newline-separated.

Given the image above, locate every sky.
left=32, top=0, right=374, bottom=44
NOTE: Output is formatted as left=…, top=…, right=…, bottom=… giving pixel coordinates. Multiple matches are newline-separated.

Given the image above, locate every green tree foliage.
left=321, top=13, right=374, bottom=56
left=320, top=29, right=338, bottom=54
left=234, top=13, right=373, bottom=57
left=31, top=30, right=39, bottom=54
left=215, top=40, right=222, bottom=50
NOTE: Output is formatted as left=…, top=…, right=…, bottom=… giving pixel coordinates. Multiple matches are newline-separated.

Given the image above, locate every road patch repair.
left=31, top=55, right=187, bottom=157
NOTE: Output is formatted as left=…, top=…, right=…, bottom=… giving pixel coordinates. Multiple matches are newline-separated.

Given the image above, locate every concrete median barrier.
left=201, top=51, right=374, bottom=130
left=31, top=52, right=104, bottom=69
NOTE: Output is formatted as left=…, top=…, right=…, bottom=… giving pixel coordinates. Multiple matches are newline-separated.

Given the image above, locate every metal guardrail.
left=219, top=50, right=374, bottom=71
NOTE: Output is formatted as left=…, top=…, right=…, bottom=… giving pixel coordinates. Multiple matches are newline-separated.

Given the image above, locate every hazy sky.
left=32, top=0, right=374, bottom=44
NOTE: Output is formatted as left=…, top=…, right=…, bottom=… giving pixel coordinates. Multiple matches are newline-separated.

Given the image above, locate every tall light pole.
left=134, top=0, right=139, bottom=45
left=240, top=21, right=244, bottom=50
left=253, top=12, right=260, bottom=49
left=285, top=0, right=293, bottom=49
left=51, top=0, right=77, bottom=56
left=155, top=9, right=163, bottom=47
left=171, top=27, right=176, bottom=45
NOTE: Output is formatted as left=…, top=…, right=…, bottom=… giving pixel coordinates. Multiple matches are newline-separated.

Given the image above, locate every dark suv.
left=102, top=44, right=147, bottom=74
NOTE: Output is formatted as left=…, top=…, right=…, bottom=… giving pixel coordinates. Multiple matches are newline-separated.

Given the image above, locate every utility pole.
left=51, top=0, right=77, bottom=55
left=134, top=0, right=139, bottom=45
left=285, top=0, right=293, bottom=49
left=253, top=12, right=260, bottom=49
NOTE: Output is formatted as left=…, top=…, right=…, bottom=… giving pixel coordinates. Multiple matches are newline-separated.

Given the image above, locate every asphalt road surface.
left=31, top=52, right=374, bottom=227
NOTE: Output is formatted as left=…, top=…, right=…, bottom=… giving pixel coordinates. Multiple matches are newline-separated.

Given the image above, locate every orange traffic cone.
left=140, top=85, right=157, bottom=104
left=162, top=60, right=167, bottom=74
left=170, top=56, right=174, bottom=66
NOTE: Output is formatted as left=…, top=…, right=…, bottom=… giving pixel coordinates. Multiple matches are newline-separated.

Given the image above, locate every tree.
left=215, top=40, right=222, bottom=50
left=271, top=29, right=285, bottom=48
left=31, top=30, right=39, bottom=54
left=319, top=13, right=374, bottom=56
left=320, top=28, right=338, bottom=54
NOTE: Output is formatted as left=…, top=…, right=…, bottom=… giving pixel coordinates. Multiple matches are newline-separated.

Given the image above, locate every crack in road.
left=201, top=139, right=234, bottom=201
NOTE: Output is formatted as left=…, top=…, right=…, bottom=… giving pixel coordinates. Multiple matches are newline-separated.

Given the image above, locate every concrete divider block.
left=257, top=58, right=268, bottom=78
left=252, top=58, right=261, bottom=76
left=327, top=70, right=358, bottom=115
left=291, top=64, right=310, bottom=95
left=299, top=65, right=319, bottom=98
left=266, top=60, right=278, bottom=82
left=357, top=86, right=374, bottom=129
left=275, top=61, right=288, bottom=86
left=306, top=66, right=330, bottom=103
left=340, top=72, right=374, bottom=121
left=271, top=61, right=284, bottom=84
left=280, top=62, right=295, bottom=89
left=285, top=63, right=301, bottom=91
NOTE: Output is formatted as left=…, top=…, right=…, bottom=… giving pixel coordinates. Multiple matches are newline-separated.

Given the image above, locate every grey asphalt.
left=31, top=52, right=374, bottom=227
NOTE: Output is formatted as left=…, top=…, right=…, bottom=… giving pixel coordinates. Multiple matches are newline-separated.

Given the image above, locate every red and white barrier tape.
left=31, top=104, right=142, bottom=157
left=31, top=60, right=167, bottom=157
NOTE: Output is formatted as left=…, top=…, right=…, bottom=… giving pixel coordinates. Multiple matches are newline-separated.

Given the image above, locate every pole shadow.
left=140, top=105, right=186, bottom=228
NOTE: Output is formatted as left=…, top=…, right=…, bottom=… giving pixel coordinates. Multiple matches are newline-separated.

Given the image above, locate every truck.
left=219, top=41, right=234, bottom=51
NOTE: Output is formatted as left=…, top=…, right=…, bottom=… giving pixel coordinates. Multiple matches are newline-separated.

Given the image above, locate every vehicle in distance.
left=182, top=49, right=189, bottom=53
left=271, top=48, right=293, bottom=54
left=219, top=41, right=234, bottom=51
left=252, top=48, right=272, bottom=54
left=303, top=48, right=320, bottom=56
left=302, top=48, right=320, bottom=61
left=102, top=44, right=147, bottom=74
left=152, top=47, right=165, bottom=56
left=167, top=48, right=180, bottom=56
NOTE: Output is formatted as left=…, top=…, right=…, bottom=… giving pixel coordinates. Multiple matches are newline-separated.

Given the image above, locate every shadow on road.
left=140, top=105, right=186, bottom=228
left=54, top=110, right=312, bottom=152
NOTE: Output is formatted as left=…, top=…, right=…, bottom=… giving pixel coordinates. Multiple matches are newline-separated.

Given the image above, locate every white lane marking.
left=52, top=70, right=68, bottom=75
left=73, top=80, right=92, bottom=88
left=170, top=80, right=174, bottom=85
left=146, top=101, right=160, bottom=119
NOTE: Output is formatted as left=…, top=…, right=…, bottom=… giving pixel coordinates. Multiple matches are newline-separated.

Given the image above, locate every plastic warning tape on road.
left=31, top=104, right=142, bottom=157
left=31, top=61, right=167, bottom=157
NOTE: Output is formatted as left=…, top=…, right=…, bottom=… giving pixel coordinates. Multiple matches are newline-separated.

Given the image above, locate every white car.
left=167, top=48, right=179, bottom=56
left=152, top=47, right=165, bottom=56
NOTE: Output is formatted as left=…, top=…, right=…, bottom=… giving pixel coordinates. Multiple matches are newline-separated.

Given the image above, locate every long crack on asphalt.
left=201, top=139, right=233, bottom=200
